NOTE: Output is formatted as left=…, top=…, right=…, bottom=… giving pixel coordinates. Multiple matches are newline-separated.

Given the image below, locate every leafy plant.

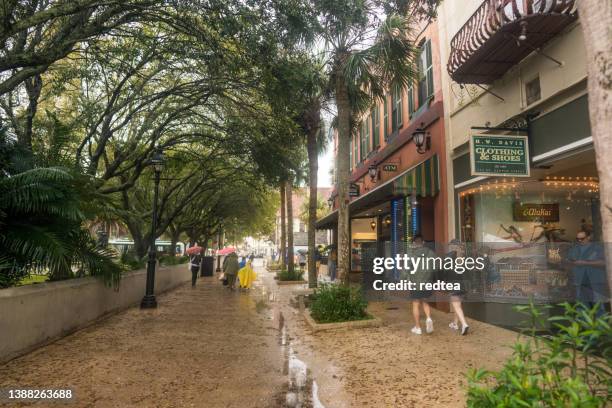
left=310, top=284, right=370, bottom=323
left=466, top=302, right=612, bottom=407
left=119, top=251, right=147, bottom=271
left=0, top=128, right=122, bottom=288
left=277, top=269, right=304, bottom=281
left=159, top=255, right=189, bottom=266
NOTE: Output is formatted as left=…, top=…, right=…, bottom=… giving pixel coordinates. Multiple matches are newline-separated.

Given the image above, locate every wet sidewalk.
left=1, top=262, right=518, bottom=407
left=0, top=267, right=287, bottom=407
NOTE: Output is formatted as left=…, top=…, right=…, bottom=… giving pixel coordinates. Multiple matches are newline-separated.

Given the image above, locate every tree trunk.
left=307, top=126, right=319, bottom=288
left=169, top=224, right=181, bottom=256
left=335, top=72, right=352, bottom=285
left=577, top=0, right=612, bottom=298
left=280, top=181, right=287, bottom=269
left=21, top=73, right=42, bottom=153
left=286, top=177, right=295, bottom=274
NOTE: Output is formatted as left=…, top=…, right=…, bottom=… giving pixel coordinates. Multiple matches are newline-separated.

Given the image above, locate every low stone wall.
left=0, top=264, right=191, bottom=364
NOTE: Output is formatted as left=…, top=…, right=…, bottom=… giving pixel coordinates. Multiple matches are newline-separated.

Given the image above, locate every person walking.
left=223, top=251, right=240, bottom=290
left=567, top=230, right=607, bottom=315
left=189, top=250, right=202, bottom=287
left=446, top=239, right=469, bottom=335
left=407, top=235, right=436, bottom=335
left=314, top=246, right=322, bottom=279
left=237, top=260, right=257, bottom=289
left=328, top=247, right=337, bottom=281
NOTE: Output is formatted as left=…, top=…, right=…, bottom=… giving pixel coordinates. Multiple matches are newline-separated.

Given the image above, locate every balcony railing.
left=448, top=0, right=577, bottom=84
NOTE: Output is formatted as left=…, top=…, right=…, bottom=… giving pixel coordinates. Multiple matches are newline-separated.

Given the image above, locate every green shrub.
left=466, top=302, right=612, bottom=407
left=159, top=255, right=189, bottom=266
left=276, top=269, right=304, bottom=281
left=119, top=252, right=146, bottom=271
left=310, top=284, right=369, bottom=323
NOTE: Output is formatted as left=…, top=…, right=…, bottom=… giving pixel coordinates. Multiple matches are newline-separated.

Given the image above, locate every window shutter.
left=426, top=40, right=434, bottom=98
left=408, top=85, right=414, bottom=115
left=396, top=85, right=403, bottom=128
left=383, top=96, right=389, bottom=141
left=372, top=106, right=379, bottom=149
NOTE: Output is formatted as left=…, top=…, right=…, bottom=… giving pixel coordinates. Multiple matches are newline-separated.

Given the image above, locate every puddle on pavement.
left=246, top=264, right=327, bottom=407
left=278, top=312, right=325, bottom=408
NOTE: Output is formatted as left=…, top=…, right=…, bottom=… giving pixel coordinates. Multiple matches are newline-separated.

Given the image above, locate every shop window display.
left=458, top=176, right=603, bottom=303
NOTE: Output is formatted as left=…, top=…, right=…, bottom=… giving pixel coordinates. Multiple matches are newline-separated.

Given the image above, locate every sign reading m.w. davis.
left=470, top=134, right=530, bottom=177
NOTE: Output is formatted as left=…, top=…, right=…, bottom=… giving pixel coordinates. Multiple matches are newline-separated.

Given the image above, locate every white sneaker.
left=426, top=318, right=434, bottom=334
left=411, top=326, right=422, bottom=335
left=449, top=322, right=459, bottom=331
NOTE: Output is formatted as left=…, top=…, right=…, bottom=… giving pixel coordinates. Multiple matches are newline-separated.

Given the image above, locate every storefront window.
left=458, top=176, right=603, bottom=303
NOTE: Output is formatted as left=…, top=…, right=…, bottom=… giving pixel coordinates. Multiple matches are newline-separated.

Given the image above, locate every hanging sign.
left=470, top=134, right=530, bottom=177
left=382, top=164, right=398, bottom=172
left=349, top=183, right=360, bottom=197
left=513, top=203, right=559, bottom=222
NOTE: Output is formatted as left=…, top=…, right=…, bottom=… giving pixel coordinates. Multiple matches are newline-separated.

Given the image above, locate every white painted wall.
left=0, top=265, right=191, bottom=363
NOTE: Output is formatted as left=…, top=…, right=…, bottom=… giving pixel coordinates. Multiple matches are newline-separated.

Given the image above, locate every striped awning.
left=392, top=155, right=440, bottom=197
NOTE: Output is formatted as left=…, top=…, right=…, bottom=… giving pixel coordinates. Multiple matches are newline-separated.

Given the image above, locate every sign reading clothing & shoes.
left=470, top=134, right=530, bottom=177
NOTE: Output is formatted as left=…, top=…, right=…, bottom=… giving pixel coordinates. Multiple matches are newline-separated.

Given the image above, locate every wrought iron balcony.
left=448, top=0, right=577, bottom=84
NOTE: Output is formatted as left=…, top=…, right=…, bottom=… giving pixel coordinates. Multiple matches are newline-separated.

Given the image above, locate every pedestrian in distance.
left=314, top=245, right=322, bottom=278
left=189, top=250, right=202, bottom=288
left=446, top=239, right=469, bottom=335
left=223, top=251, right=240, bottom=290
left=298, top=251, right=306, bottom=271
left=407, top=235, right=436, bottom=335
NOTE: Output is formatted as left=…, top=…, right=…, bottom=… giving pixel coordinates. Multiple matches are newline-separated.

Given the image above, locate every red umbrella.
left=217, top=246, right=236, bottom=256
left=186, top=245, right=203, bottom=255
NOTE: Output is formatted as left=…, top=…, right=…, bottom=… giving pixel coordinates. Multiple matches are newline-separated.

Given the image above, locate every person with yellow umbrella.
left=237, top=259, right=257, bottom=289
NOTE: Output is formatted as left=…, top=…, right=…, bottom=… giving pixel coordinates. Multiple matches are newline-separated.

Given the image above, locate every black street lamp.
left=140, top=149, right=165, bottom=309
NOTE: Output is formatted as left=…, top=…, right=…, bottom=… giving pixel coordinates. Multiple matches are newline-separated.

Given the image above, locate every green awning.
left=392, top=154, right=439, bottom=197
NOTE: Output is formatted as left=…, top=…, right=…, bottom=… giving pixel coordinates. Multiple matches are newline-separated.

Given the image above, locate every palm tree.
left=286, top=176, right=295, bottom=274
left=305, top=0, right=438, bottom=283
left=280, top=180, right=287, bottom=269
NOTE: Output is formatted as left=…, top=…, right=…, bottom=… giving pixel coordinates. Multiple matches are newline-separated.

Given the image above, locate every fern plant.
left=0, top=127, right=121, bottom=288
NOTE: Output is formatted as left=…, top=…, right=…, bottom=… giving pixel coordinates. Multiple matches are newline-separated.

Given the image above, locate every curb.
left=276, top=280, right=308, bottom=286
left=302, top=309, right=383, bottom=333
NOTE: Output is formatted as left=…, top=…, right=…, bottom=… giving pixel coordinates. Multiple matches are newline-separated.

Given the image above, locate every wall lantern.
left=384, top=216, right=392, bottom=226
left=412, top=124, right=431, bottom=154
left=368, top=164, right=378, bottom=182
left=370, top=220, right=376, bottom=230
left=327, top=196, right=334, bottom=209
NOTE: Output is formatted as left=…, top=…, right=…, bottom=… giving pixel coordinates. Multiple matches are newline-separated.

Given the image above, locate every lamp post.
left=140, top=149, right=165, bottom=309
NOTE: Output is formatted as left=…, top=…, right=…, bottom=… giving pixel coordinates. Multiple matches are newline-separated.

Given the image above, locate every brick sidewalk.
left=0, top=274, right=285, bottom=408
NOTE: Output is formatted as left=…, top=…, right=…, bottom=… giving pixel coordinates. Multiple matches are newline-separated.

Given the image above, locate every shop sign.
left=470, top=134, right=530, bottom=177
left=382, top=164, right=398, bottom=172
left=349, top=183, right=360, bottom=197
left=513, top=203, right=559, bottom=222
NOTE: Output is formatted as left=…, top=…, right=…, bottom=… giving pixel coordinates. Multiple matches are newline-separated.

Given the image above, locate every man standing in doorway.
left=568, top=230, right=607, bottom=315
